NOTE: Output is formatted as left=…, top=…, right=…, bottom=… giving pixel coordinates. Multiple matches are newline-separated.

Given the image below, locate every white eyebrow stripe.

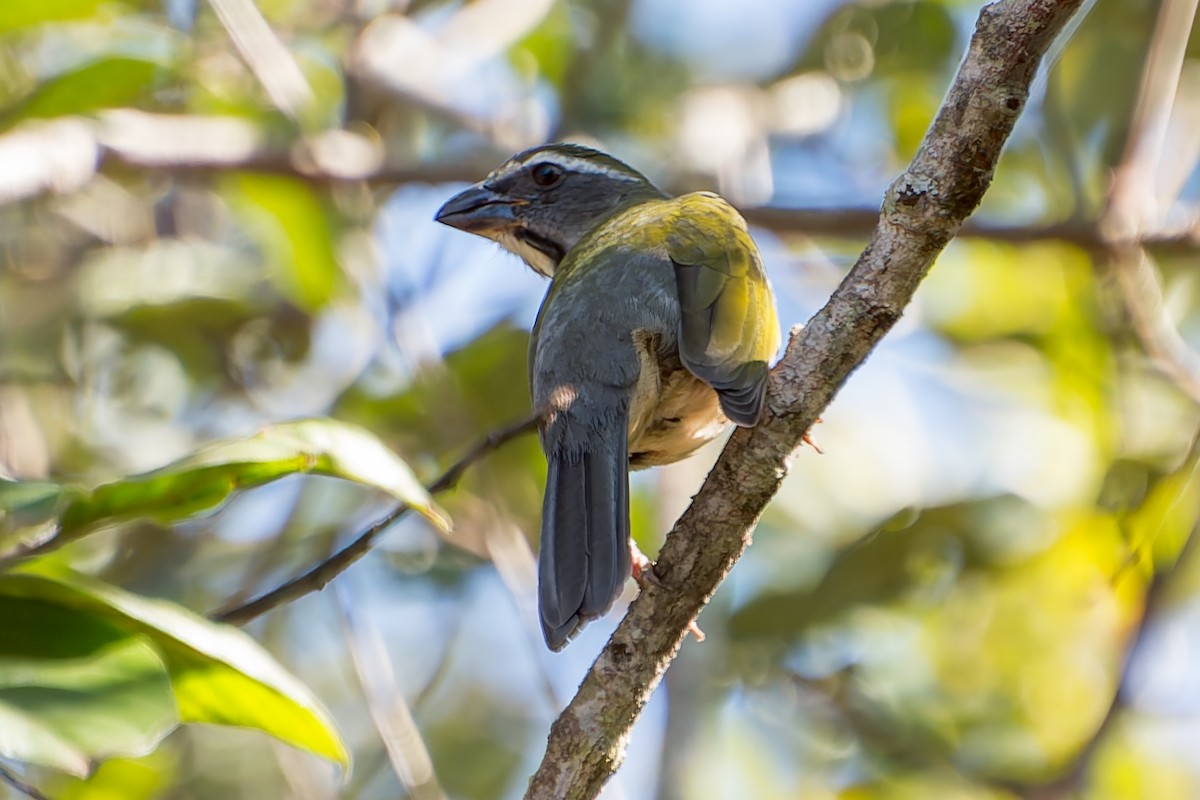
left=482, top=148, right=643, bottom=183
left=529, top=152, right=641, bottom=179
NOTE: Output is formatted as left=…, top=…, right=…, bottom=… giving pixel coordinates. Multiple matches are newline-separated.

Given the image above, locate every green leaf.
left=226, top=174, right=342, bottom=312
left=0, top=571, right=349, bottom=767
left=0, top=641, right=176, bottom=771
left=0, top=0, right=114, bottom=32
left=869, top=1, right=957, bottom=75
left=53, top=755, right=171, bottom=800
left=0, top=699, right=90, bottom=776
left=0, top=596, right=176, bottom=776
left=0, top=478, right=71, bottom=530
left=513, top=1, right=575, bottom=87
left=58, top=418, right=448, bottom=541
left=7, top=57, right=161, bottom=122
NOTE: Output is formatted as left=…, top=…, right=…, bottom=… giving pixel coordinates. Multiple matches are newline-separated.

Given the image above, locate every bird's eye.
left=530, top=162, right=564, bottom=187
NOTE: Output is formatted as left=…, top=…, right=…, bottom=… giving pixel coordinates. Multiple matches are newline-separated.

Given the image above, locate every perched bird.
left=436, top=144, right=780, bottom=650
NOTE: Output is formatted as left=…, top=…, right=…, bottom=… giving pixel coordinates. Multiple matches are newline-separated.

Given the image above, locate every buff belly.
left=628, top=332, right=730, bottom=469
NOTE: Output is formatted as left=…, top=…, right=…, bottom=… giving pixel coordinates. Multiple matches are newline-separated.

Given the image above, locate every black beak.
left=434, top=185, right=519, bottom=233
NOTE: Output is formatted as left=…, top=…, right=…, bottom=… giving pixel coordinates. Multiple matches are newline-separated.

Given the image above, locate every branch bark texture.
left=525, top=1, right=1087, bottom=798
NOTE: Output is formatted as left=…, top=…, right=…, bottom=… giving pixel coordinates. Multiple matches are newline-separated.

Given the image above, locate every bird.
left=435, top=143, right=780, bottom=650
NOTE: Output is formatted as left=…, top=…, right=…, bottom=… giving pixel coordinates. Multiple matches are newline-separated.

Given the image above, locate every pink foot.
left=629, top=540, right=705, bottom=643
left=802, top=417, right=825, bottom=454
left=630, top=540, right=663, bottom=588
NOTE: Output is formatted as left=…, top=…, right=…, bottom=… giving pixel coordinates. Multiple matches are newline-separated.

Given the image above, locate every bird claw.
left=630, top=540, right=663, bottom=588
left=629, top=540, right=705, bottom=643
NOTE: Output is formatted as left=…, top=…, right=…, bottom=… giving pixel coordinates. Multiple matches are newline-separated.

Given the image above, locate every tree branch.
left=6, top=114, right=1200, bottom=252
left=739, top=206, right=1200, bottom=252
left=84, top=129, right=1200, bottom=254
left=524, top=2, right=1087, bottom=797
left=211, top=414, right=537, bottom=625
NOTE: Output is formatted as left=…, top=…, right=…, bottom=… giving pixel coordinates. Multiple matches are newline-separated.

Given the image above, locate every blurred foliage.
left=2, top=0, right=1200, bottom=799
left=0, top=569, right=347, bottom=774
left=1, top=417, right=445, bottom=548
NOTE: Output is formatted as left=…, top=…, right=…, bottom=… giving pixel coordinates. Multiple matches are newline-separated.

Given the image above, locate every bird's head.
left=434, top=143, right=667, bottom=277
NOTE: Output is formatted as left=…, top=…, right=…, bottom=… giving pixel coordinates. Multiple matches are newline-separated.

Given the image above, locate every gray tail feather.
left=538, top=425, right=631, bottom=651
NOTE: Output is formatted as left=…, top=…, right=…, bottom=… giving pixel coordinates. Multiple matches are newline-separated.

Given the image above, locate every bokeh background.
left=3, top=0, right=1200, bottom=797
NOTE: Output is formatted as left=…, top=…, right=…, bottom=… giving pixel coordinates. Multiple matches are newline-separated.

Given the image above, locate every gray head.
left=434, top=143, right=668, bottom=277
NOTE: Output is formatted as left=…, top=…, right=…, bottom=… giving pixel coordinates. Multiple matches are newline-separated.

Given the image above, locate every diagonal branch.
left=1100, top=0, right=1200, bottom=406
left=206, top=0, right=315, bottom=121
left=334, top=583, right=449, bottom=800
left=1112, top=247, right=1200, bottom=405
left=524, top=2, right=1087, bottom=798
left=211, top=414, right=538, bottom=625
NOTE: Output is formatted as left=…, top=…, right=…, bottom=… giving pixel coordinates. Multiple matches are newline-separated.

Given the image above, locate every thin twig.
left=1102, top=0, right=1200, bottom=241
left=1112, top=247, right=1200, bottom=404
left=211, top=414, right=538, bottom=625
left=206, top=0, right=314, bottom=120
left=334, top=583, right=449, bottom=800
left=0, top=763, right=52, bottom=800
left=483, top=514, right=563, bottom=710
left=1101, top=0, right=1200, bottom=405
